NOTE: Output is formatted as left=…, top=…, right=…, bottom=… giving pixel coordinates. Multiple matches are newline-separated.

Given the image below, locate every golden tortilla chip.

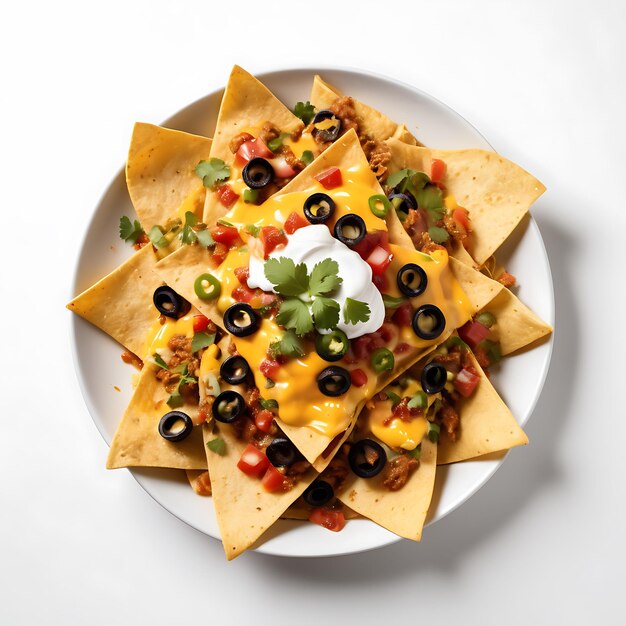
left=386, top=138, right=546, bottom=265
left=67, top=245, right=162, bottom=357
left=126, top=123, right=211, bottom=231
left=336, top=439, right=437, bottom=541
left=106, top=363, right=206, bottom=470
left=437, top=352, right=528, bottom=464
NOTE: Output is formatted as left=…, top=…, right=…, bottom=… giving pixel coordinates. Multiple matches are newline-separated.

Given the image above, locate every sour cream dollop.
left=247, top=225, right=385, bottom=339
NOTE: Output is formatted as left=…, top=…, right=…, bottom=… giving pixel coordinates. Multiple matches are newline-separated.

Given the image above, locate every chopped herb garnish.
left=427, top=422, right=440, bottom=443
left=180, top=211, right=199, bottom=245
left=195, top=228, right=215, bottom=248
left=276, top=298, right=314, bottom=335
left=259, top=398, right=279, bottom=411
left=267, top=133, right=290, bottom=152
left=265, top=378, right=275, bottom=389
left=293, top=101, right=316, bottom=124
left=191, top=332, right=215, bottom=353
left=309, top=258, right=342, bottom=297
left=243, top=188, right=259, bottom=204
left=301, top=150, right=314, bottom=165
left=312, top=297, right=340, bottom=330
left=385, top=390, right=402, bottom=407
left=428, top=226, right=450, bottom=244
left=153, top=353, right=168, bottom=370
left=407, top=444, right=422, bottom=460
left=343, top=297, right=371, bottom=325
left=206, top=438, right=227, bottom=455
left=382, top=294, right=406, bottom=309
left=408, top=391, right=427, bottom=409
left=148, top=225, right=169, bottom=248
left=195, top=158, right=230, bottom=189
left=269, top=329, right=305, bottom=359
left=265, top=257, right=310, bottom=297
left=119, top=215, right=144, bottom=244
left=245, top=223, right=261, bottom=237
left=166, top=392, right=184, bottom=408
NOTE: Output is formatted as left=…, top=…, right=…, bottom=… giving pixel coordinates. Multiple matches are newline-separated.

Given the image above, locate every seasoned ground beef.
left=496, top=271, right=516, bottom=288
left=440, top=400, right=460, bottom=442
left=121, top=350, right=143, bottom=370
left=382, top=455, right=419, bottom=491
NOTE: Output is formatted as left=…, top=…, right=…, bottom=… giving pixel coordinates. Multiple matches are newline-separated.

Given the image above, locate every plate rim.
left=69, top=65, right=554, bottom=558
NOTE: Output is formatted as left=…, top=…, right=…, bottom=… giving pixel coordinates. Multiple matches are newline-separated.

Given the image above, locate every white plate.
left=70, top=68, right=554, bottom=558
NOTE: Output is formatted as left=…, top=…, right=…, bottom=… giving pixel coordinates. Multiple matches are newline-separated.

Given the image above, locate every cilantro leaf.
left=153, top=353, right=168, bottom=370
left=268, top=133, right=290, bottom=152
left=407, top=445, right=422, bottom=460
left=293, top=101, right=316, bottom=124
left=343, top=297, right=371, bottom=325
left=382, top=294, right=406, bottom=309
left=148, top=225, right=169, bottom=248
left=312, top=297, right=340, bottom=330
left=264, top=257, right=309, bottom=296
left=386, top=168, right=416, bottom=189
left=309, top=258, right=342, bottom=296
left=428, top=226, right=450, bottom=244
left=180, top=211, right=198, bottom=245
left=196, top=228, right=215, bottom=248
left=191, top=332, right=215, bottom=353
left=195, top=158, right=230, bottom=189
left=119, top=216, right=144, bottom=244
left=301, top=150, right=314, bottom=166
left=270, top=330, right=305, bottom=358
left=385, top=390, right=402, bottom=407
left=259, top=398, right=279, bottom=411
left=167, top=392, right=184, bottom=408
left=276, top=298, right=313, bottom=335
left=206, top=438, right=226, bottom=455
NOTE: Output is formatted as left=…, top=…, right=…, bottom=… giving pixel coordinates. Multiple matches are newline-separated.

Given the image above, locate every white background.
left=2, top=1, right=624, bottom=624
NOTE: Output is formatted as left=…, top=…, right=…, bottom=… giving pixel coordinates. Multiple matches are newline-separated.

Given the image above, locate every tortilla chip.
left=126, top=123, right=211, bottom=230
left=336, top=439, right=437, bottom=541
left=67, top=245, right=162, bottom=357
left=106, top=363, right=206, bottom=470
left=204, top=423, right=316, bottom=560
left=203, top=66, right=304, bottom=224
left=437, top=353, right=528, bottom=464
left=386, top=138, right=546, bottom=265
left=310, top=75, right=418, bottom=145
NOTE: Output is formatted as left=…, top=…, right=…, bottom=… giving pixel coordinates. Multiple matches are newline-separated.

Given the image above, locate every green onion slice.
left=368, top=194, right=391, bottom=218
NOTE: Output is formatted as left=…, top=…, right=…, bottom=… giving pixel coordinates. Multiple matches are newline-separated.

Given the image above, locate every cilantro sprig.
left=293, top=101, right=316, bottom=124
left=195, top=158, right=231, bottom=189
left=179, top=211, right=215, bottom=247
left=343, top=297, right=371, bottom=326
left=119, top=216, right=144, bottom=244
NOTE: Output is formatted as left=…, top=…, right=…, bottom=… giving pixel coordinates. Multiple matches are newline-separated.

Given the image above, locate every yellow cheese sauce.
left=142, top=314, right=196, bottom=359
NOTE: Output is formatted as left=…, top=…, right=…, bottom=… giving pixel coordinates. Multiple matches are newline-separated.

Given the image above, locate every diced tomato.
left=352, top=231, right=385, bottom=260
left=372, top=273, right=388, bottom=291
left=392, top=302, right=413, bottom=327
left=350, top=368, right=368, bottom=387
left=237, top=444, right=270, bottom=478
left=366, top=245, right=393, bottom=275
left=394, top=342, right=411, bottom=354
left=458, top=320, right=491, bottom=349
left=378, top=323, right=396, bottom=343
left=453, top=207, right=471, bottom=232
left=431, top=158, right=447, bottom=183
left=208, top=242, right=229, bottom=267
left=215, top=184, right=240, bottom=209
left=234, top=266, right=250, bottom=285
left=454, top=366, right=481, bottom=397
left=235, top=138, right=273, bottom=166
left=260, top=226, right=288, bottom=258
left=284, top=211, right=309, bottom=235
left=254, top=409, right=274, bottom=434
left=261, top=465, right=285, bottom=492
left=271, top=156, right=297, bottom=179
left=260, top=358, right=281, bottom=381
left=315, top=167, right=342, bottom=190
left=211, top=223, right=241, bottom=247
left=250, top=292, right=278, bottom=309
left=352, top=336, right=373, bottom=360
left=193, top=315, right=210, bottom=333
left=309, top=507, right=346, bottom=532
left=231, top=284, right=255, bottom=303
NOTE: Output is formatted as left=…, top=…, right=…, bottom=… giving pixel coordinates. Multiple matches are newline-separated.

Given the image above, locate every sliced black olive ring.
left=266, top=437, right=300, bottom=467
left=333, top=214, right=366, bottom=247
left=303, top=193, right=336, bottom=224
left=412, top=304, right=446, bottom=340
left=223, top=303, right=260, bottom=337
left=220, top=355, right=251, bottom=385
left=421, top=361, right=448, bottom=394
left=212, top=390, right=246, bottom=423
left=303, top=480, right=334, bottom=507
left=153, top=286, right=191, bottom=319
left=348, top=439, right=387, bottom=478
left=311, top=109, right=342, bottom=142
left=242, top=157, right=274, bottom=189
left=397, top=263, right=428, bottom=298
left=158, top=411, right=193, bottom=442
left=388, top=192, right=417, bottom=214
left=317, top=366, right=352, bottom=397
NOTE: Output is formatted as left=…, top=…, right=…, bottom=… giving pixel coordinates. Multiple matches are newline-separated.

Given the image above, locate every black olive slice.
left=153, top=286, right=191, bottom=319
left=348, top=439, right=387, bottom=478
left=158, top=411, right=193, bottom=442
left=303, top=480, right=334, bottom=507
left=223, top=303, right=260, bottom=337
left=333, top=214, right=366, bottom=247
left=212, top=390, right=246, bottom=423
left=421, top=362, right=448, bottom=394
left=311, top=109, right=342, bottom=142
left=412, top=304, right=446, bottom=340
left=388, top=192, right=417, bottom=214
left=219, top=355, right=250, bottom=384
left=317, top=366, right=351, bottom=396
left=397, top=263, right=428, bottom=298
left=242, top=157, right=274, bottom=189
left=266, top=437, right=299, bottom=467
left=303, top=193, right=336, bottom=224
